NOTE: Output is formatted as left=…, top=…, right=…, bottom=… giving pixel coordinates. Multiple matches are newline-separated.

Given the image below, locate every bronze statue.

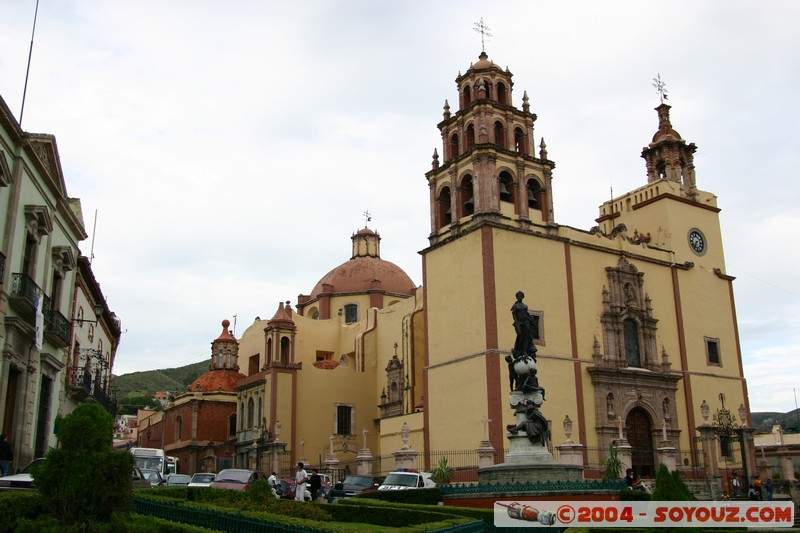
left=507, top=406, right=549, bottom=446
left=507, top=291, right=540, bottom=393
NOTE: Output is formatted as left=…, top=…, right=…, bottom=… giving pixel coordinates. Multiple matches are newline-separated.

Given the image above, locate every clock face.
left=688, top=229, right=706, bottom=255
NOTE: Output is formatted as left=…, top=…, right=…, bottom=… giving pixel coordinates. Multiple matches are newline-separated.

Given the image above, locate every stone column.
left=356, top=428, right=373, bottom=475
left=656, top=443, right=677, bottom=472
left=697, top=425, right=719, bottom=476
left=780, top=454, right=796, bottom=481
left=265, top=440, right=287, bottom=476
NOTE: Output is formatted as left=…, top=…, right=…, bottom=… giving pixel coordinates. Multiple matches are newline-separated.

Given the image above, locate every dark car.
left=327, top=475, right=378, bottom=502
left=210, top=469, right=267, bottom=491
left=0, top=458, right=45, bottom=492
left=140, top=468, right=165, bottom=487
left=132, top=466, right=152, bottom=489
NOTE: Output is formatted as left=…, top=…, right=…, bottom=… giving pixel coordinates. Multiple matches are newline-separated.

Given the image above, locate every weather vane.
left=363, top=210, right=372, bottom=226
left=652, top=73, right=668, bottom=104
left=474, top=18, right=492, bottom=53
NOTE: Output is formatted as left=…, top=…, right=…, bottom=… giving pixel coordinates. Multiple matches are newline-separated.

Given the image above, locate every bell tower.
left=641, top=104, right=698, bottom=199
left=425, top=52, right=556, bottom=246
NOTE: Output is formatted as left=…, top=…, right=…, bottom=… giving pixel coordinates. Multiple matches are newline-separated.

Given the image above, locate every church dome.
left=189, top=319, right=245, bottom=393
left=309, top=256, right=415, bottom=299
left=306, top=227, right=415, bottom=300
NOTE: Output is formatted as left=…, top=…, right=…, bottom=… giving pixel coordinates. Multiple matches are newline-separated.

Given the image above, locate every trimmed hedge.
left=355, top=487, right=443, bottom=505
left=14, top=513, right=222, bottom=532
left=0, top=491, right=46, bottom=533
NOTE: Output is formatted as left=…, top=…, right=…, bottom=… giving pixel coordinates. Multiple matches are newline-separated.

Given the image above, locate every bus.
left=130, top=447, right=167, bottom=475
left=166, top=455, right=179, bottom=475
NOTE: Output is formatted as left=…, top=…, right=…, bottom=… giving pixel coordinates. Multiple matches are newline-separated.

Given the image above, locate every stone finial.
left=522, top=90, right=530, bottom=113
left=539, top=138, right=548, bottom=160
left=431, top=148, right=439, bottom=170
left=443, top=99, right=451, bottom=120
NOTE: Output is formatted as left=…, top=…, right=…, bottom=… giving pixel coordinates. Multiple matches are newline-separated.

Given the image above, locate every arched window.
left=280, top=337, right=290, bottom=365
left=239, top=402, right=245, bottom=429
left=527, top=179, right=541, bottom=210
left=499, top=171, right=515, bottom=204
left=247, top=398, right=254, bottom=428
left=514, top=127, right=526, bottom=154
left=309, top=307, right=319, bottom=320
left=494, top=121, right=506, bottom=149
left=459, top=176, right=474, bottom=217
left=175, top=415, right=183, bottom=441
left=497, top=82, right=508, bottom=105
left=266, top=338, right=273, bottom=365
left=624, top=318, right=641, bottom=367
left=483, top=79, right=491, bottom=99
left=656, top=160, right=666, bottom=179
left=465, top=124, right=475, bottom=149
left=258, top=396, right=263, bottom=425
left=449, top=133, right=459, bottom=160
left=228, top=414, right=237, bottom=436
left=344, top=304, right=358, bottom=324
left=436, top=187, right=452, bottom=229
left=463, top=84, right=472, bottom=107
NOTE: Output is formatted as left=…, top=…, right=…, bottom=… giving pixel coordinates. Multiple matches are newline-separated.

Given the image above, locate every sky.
left=1, top=1, right=798, bottom=414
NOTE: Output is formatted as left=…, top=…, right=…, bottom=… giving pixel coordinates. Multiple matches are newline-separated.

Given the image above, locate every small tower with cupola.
left=425, top=51, right=556, bottom=245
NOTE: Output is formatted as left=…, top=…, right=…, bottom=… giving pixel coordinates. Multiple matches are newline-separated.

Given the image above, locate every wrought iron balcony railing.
left=9, top=273, right=40, bottom=318
left=68, top=366, right=116, bottom=415
left=43, top=294, right=72, bottom=347
left=0, top=251, right=5, bottom=283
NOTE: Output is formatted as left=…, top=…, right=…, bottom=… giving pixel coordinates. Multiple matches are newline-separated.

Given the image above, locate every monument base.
left=477, top=433, right=584, bottom=483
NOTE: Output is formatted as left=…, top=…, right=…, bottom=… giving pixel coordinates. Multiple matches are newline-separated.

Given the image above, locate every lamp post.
left=73, top=303, right=104, bottom=325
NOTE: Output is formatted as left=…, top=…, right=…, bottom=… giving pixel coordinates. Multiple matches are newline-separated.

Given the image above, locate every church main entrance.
left=626, top=407, right=655, bottom=478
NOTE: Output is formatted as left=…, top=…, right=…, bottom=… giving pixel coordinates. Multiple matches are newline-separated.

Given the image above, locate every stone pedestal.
left=356, top=448, right=373, bottom=475
left=265, top=441, right=286, bottom=476
left=393, top=447, right=419, bottom=471
left=323, top=453, right=340, bottom=474
left=477, top=440, right=496, bottom=469
left=556, top=442, right=585, bottom=467
left=616, top=439, right=633, bottom=475
left=656, top=443, right=677, bottom=472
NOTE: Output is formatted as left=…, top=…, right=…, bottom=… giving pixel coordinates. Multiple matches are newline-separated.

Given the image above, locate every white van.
left=377, top=471, right=436, bottom=491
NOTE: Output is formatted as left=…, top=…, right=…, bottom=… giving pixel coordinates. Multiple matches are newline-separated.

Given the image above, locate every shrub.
left=602, top=443, right=623, bottom=481
left=0, top=491, right=46, bottom=533
left=33, top=403, right=135, bottom=527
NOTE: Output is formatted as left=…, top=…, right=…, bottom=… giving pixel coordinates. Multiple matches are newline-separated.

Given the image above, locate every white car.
left=0, top=458, right=45, bottom=492
left=377, top=471, right=436, bottom=491
left=188, top=472, right=216, bottom=487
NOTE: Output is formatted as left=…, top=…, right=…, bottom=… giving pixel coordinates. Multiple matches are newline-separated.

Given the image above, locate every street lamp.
left=73, top=303, right=104, bottom=325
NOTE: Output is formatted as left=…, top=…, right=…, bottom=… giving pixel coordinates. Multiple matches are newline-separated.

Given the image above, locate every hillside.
left=113, top=360, right=209, bottom=400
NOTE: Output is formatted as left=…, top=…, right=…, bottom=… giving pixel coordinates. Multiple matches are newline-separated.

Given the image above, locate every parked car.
left=210, top=469, right=267, bottom=491
left=140, top=468, right=165, bottom=487
left=377, top=471, right=435, bottom=491
left=165, top=473, right=192, bottom=486
left=132, top=466, right=152, bottom=489
left=327, top=474, right=379, bottom=502
left=188, top=472, right=216, bottom=487
left=0, top=458, right=45, bottom=492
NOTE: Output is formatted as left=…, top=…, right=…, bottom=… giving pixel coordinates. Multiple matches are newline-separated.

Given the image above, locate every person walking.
left=730, top=471, right=741, bottom=498
left=294, top=462, right=308, bottom=502
left=0, top=434, right=12, bottom=477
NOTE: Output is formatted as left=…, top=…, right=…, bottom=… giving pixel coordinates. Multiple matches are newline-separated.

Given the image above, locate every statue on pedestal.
left=506, top=291, right=541, bottom=394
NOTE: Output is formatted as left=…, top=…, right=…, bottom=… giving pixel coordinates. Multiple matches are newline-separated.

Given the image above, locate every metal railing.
left=68, top=366, right=116, bottom=415
left=42, top=294, right=72, bottom=346
left=9, top=272, right=40, bottom=316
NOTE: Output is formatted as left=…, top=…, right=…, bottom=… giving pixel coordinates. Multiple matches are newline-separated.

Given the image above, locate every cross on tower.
left=362, top=209, right=372, bottom=226
left=652, top=73, right=669, bottom=104
left=473, top=18, right=492, bottom=53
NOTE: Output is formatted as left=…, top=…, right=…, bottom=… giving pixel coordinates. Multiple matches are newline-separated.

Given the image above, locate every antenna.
left=89, top=209, right=98, bottom=264
left=473, top=18, right=492, bottom=53
left=19, top=0, right=41, bottom=127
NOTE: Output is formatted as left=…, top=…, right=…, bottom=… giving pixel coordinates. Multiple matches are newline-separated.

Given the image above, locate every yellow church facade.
left=231, top=51, right=749, bottom=481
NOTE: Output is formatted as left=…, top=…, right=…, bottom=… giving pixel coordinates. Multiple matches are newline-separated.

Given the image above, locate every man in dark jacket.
left=309, top=468, right=322, bottom=501
left=0, top=434, right=13, bottom=477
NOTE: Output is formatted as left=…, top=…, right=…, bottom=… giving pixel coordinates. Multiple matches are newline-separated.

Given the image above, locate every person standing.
left=730, top=471, right=740, bottom=498
left=0, top=434, right=12, bottom=477
left=309, top=468, right=322, bottom=501
left=765, top=478, right=773, bottom=501
left=268, top=471, right=278, bottom=494
left=294, top=462, right=308, bottom=501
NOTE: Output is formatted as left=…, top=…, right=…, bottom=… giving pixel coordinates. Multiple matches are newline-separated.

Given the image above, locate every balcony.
left=43, top=295, right=72, bottom=347
left=67, top=366, right=116, bottom=415
left=9, top=273, right=40, bottom=319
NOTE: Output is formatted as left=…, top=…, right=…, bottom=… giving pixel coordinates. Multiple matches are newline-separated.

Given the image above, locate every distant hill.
left=112, top=360, right=209, bottom=400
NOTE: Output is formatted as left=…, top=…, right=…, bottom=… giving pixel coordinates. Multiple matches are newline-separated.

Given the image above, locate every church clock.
left=688, top=228, right=706, bottom=255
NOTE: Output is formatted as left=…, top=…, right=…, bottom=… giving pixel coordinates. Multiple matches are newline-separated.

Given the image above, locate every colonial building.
left=0, top=94, right=119, bottom=470
left=223, top=51, right=751, bottom=482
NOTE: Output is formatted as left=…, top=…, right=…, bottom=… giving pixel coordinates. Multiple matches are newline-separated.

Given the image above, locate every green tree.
left=33, top=403, right=135, bottom=528
left=650, top=463, right=693, bottom=501
left=431, top=456, right=455, bottom=484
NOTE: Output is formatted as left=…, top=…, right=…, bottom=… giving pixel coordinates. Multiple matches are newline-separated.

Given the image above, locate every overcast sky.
left=2, top=1, right=798, bottom=413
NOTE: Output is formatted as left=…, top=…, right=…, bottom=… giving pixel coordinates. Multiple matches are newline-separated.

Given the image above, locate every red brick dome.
left=309, top=256, right=415, bottom=299
left=190, top=369, right=244, bottom=393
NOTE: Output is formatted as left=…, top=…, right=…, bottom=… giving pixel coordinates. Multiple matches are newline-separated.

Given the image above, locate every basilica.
left=152, top=50, right=750, bottom=481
